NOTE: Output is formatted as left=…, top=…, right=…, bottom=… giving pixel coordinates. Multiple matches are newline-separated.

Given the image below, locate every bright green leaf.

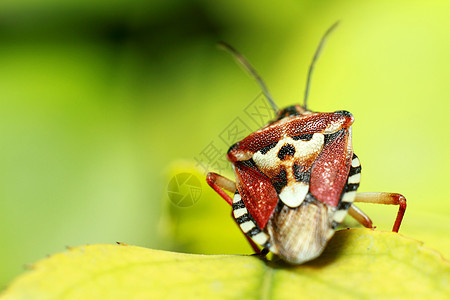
left=1, top=229, right=448, bottom=299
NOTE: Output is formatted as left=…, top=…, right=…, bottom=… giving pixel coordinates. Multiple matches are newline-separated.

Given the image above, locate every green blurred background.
left=1, top=0, right=449, bottom=289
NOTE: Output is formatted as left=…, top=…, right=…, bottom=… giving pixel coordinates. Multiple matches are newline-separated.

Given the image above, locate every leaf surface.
left=1, top=229, right=449, bottom=299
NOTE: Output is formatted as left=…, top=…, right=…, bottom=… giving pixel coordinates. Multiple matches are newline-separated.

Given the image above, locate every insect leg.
left=354, top=193, right=407, bottom=233
left=348, top=204, right=373, bottom=229
left=206, top=172, right=236, bottom=206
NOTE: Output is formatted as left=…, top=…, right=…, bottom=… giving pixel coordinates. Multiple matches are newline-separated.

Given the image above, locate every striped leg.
left=354, top=193, right=407, bottom=233
left=206, top=172, right=262, bottom=254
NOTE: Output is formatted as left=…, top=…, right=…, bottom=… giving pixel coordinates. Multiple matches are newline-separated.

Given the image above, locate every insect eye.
left=292, top=133, right=314, bottom=141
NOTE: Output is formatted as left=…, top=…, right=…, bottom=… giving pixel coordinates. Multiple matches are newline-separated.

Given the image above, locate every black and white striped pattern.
left=331, top=153, right=362, bottom=227
left=232, top=191, right=271, bottom=248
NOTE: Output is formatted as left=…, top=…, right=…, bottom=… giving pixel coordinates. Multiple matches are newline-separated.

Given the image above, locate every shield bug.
left=207, top=23, right=406, bottom=264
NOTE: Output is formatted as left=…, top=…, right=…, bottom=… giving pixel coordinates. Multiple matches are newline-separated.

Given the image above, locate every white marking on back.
left=233, top=207, right=248, bottom=218
left=279, top=182, right=309, bottom=208
left=252, top=133, right=324, bottom=172
left=348, top=173, right=361, bottom=184
left=233, top=193, right=242, bottom=203
left=252, top=232, right=269, bottom=245
left=324, top=119, right=345, bottom=134
left=341, top=191, right=357, bottom=203
left=333, top=209, right=348, bottom=223
left=233, top=151, right=253, bottom=161
left=240, top=221, right=255, bottom=233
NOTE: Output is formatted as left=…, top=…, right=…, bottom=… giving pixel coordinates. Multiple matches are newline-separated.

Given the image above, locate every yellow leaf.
left=1, top=229, right=449, bottom=299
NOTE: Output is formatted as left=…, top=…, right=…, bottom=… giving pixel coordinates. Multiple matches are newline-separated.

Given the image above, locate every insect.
left=206, top=23, right=406, bottom=264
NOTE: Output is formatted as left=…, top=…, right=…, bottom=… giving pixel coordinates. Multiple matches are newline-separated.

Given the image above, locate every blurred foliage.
left=0, top=0, right=449, bottom=290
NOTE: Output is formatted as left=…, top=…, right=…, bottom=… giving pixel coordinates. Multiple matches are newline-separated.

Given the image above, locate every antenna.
left=218, top=42, right=278, bottom=113
left=303, top=21, right=340, bottom=109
